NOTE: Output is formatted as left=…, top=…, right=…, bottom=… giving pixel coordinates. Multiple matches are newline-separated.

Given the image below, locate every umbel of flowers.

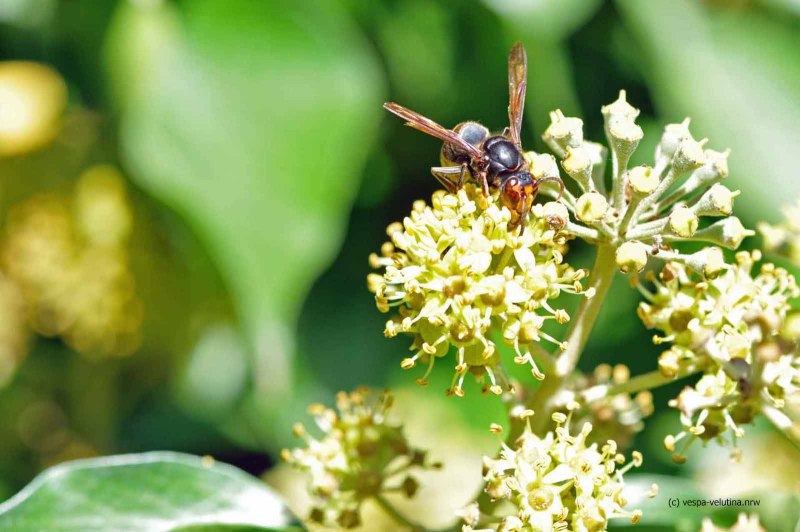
left=282, top=388, right=439, bottom=529
left=638, top=251, right=800, bottom=461
left=368, top=185, right=586, bottom=396
left=540, top=91, right=750, bottom=267
left=285, top=86, right=800, bottom=531
left=461, top=404, right=654, bottom=531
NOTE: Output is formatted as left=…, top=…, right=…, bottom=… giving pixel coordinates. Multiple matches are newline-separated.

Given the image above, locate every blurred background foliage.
left=0, top=0, right=799, bottom=530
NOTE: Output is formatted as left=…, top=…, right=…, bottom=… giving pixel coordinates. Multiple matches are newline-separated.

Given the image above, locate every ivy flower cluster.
left=3, top=165, right=142, bottom=359
left=0, top=274, right=28, bottom=386
left=282, top=388, right=439, bottom=529
left=368, top=185, right=586, bottom=396
left=638, top=251, right=800, bottom=461
left=290, top=55, right=800, bottom=529
left=540, top=91, right=750, bottom=276
left=463, top=405, right=652, bottom=531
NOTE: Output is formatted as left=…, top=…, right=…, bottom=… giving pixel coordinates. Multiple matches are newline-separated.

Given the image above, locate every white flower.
left=473, top=408, right=648, bottom=531
left=369, top=185, right=585, bottom=395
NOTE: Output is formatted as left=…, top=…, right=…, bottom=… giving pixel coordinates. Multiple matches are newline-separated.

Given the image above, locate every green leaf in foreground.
left=0, top=452, right=297, bottom=532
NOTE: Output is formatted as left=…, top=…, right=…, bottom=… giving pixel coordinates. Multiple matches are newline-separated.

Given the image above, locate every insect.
left=383, top=42, right=563, bottom=229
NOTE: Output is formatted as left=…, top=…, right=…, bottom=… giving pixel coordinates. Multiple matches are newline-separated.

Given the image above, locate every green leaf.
left=0, top=452, right=298, bottom=531
left=104, top=0, right=384, bottom=407
left=616, top=0, right=800, bottom=225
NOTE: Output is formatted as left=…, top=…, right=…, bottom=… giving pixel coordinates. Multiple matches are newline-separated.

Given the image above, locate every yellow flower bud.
left=576, top=192, right=608, bottom=223
left=616, top=241, right=649, bottom=274
left=628, top=165, right=658, bottom=195
left=668, top=206, right=699, bottom=237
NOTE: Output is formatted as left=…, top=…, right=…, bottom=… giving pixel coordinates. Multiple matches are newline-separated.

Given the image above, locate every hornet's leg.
left=478, top=169, right=490, bottom=197
left=431, top=166, right=464, bottom=193
left=457, top=163, right=468, bottom=188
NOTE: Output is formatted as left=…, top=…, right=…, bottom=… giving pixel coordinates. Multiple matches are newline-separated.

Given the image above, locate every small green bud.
left=693, top=183, right=738, bottom=216
left=608, top=118, right=643, bottom=143
left=601, top=90, right=639, bottom=121
left=685, top=247, right=725, bottom=278
left=616, top=241, right=649, bottom=273
left=671, top=137, right=707, bottom=175
left=543, top=109, right=584, bottom=152
left=655, top=118, right=691, bottom=161
left=628, top=165, right=658, bottom=195
left=562, top=146, right=593, bottom=190
left=575, top=192, right=608, bottom=223
left=693, top=216, right=754, bottom=249
left=528, top=152, right=560, bottom=180
left=668, top=206, right=699, bottom=238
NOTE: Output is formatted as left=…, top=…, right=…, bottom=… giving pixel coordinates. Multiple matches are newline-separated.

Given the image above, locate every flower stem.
left=556, top=244, right=617, bottom=377
left=525, top=244, right=617, bottom=432
left=762, top=406, right=800, bottom=449
left=581, top=369, right=698, bottom=402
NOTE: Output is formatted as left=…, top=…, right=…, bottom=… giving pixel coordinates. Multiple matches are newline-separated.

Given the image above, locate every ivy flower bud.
left=608, top=118, right=643, bottom=145
left=575, top=192, right=608, bottom=223
left=671, top=137, right=708, bottom=175
left=542, top=109, right=584, bottom=154
left=698, top=148, right=730, bottom=180
left=693, top=184, right=738, bottom=217
left=628, top=165, right=658, bottom=196
left=564, top=364, right=653, bottom=449
left=284, top=388, right=438, bottom=529
left=684, top=247, right=725, bottom=279
left=562, top=146, right=593, bottom=191
left=603, top=91, right=642, bottom=169
left=616, top=241, right=649, bottom=274
left=692, top=217, right=754, bottom=249
left=655, top=118, right=691, bottom=161
left=668, top=206, right=699, bottom=238
left=601, top=90, right=640, bottom=122
left=758, top=199, right=800, bottom=266
left=528, top=152, right=561, bottom=180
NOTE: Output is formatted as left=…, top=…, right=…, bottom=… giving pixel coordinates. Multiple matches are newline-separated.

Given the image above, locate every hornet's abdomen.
left=441, top=121, right=489, bottom=167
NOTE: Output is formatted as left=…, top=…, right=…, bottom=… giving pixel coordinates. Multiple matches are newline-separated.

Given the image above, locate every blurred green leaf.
left=0, top=452, right=297, bottom=531
left=481, top=0, right=601, bottom=140
left=481, top=0, right=602, bottom=42
left=616, top=0, right=800, bottom=224
left=104, top=0, right=384, bottom=417
left=377, top=0, right=455, bottom=109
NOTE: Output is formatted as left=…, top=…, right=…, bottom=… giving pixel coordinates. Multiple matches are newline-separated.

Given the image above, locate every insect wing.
left=383, top=102, right=483, bottom=159
left=507, top=42, right=527, bottom=148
